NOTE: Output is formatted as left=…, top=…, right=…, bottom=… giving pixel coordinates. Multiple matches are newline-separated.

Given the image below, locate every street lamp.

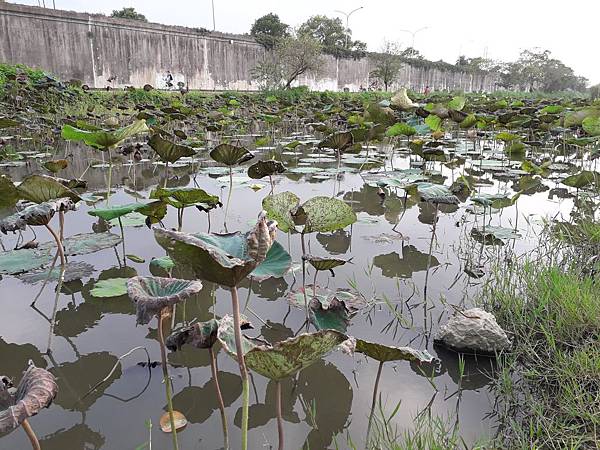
left=334, top=6, right=364, bottom=48
left=398, top=26, right=430, bottom=48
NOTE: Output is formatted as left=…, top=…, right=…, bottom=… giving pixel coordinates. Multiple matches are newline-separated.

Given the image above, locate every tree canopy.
left=250, top=13, right=289, bottom=49
left=298, top=15, right=366, bottom=59
left=111, top=7, right=148, bottom=22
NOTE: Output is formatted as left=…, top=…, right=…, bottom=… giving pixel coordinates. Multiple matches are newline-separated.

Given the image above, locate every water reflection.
left=0, top=338, right=47, bottom=378
left=373, top=244, right=439, bottom=278
left=39, top=424, right=105, bottom=450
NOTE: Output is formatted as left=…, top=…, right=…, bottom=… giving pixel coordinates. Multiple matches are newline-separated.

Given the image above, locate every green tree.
left=111, top=7, right=148, bottom=22
left=370, top=41, right=402, bottom=91
left=252, top=33, right=324, bottom=89
left=298, top=15, right=366, bottom=59
left=250, top=13, right=289, bottom=50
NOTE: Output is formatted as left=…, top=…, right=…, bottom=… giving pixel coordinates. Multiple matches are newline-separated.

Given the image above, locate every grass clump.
left=481, top=262, right=600, bottom=449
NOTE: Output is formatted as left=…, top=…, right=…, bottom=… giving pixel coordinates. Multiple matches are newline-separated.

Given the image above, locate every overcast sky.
left=9, top=0, right=600, bottom=85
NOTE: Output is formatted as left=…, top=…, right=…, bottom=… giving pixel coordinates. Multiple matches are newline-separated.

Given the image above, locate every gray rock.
left=435, top=308, right=511, bottom=354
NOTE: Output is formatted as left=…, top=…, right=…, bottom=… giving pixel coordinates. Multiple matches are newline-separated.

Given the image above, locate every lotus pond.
left=0, top=84, right=599, bottom=450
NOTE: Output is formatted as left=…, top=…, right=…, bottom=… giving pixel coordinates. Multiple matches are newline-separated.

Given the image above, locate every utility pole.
left=398, top=27, right=430, bottom=49
left=334, top=6, right=364, bottom=49
left=211, top=0, right=216, bottom=31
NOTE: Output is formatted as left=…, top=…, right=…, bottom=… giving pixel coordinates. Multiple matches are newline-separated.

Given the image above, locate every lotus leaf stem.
left=300, top=233, right=309, bottom=326
left=366, top=361, right=384, bottom=445
left=276, top=380, right=284, bottom=450
left=230, top=285, right=249, bottom=450
left=224, top=167, right=233, bottom=229
left=158, top=310, right=179, bottom=450
left=21, top=419, right=41, bottom=450
left=209, top=347, right=229, bottom=450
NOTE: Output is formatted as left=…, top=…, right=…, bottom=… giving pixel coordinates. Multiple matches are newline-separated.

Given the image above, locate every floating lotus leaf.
left=318, top=132, right=354, bottom=151
left=355, top=339, right=433, bottom=363
left=148, top=134, right=196, bottom=163
left=386, top=123, right=416, bottom=137
left=150, top=187, right=220, bottom=209
left=304, top=255, right=351, bottom=275
left=90, top=278, right=129, bottom=298
left=217, top=315, right=348, bottom=381
left=287, top=285, right=367, bottom=312
left=471, top=225, right=521, bottom=241
left=247, top=160, right=286, bottom=179
left=16, top=175, right=81, bottom=203
left=415, top=183, right=459, bottom=205
left=210, top=144, right=254, bottom=166
left=301, top=196, right=357, bottom=234
left=60, top=232, right=122, bottom=256
left=127, top=276, right=203, bottom=325
left=309, top=297, right=350, bottom=333
left=16, top=261, right=95, bottom=284
left=0, top=198, right=76, bottom=233
left=562, top=171, right=600, bottom=189
left=61, top=119, right=149, bottom=150
left=262, top=191, right=300, bottom=233
left=166, top=319, right=219, bottom=351
left=155, top=213, right=281, bottom=287
left=160, top=410, right=187, bottom=433
left=0, top=364, right=58, bottom=433
left=43, top=159, right=68, bottom=174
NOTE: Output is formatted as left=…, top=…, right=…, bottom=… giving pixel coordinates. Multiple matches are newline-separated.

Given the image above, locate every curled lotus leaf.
left=309, top=297, right=351, bottom=333
left=355, top=339, right=433, bottom=363
left=390, top=88, right=416, bottom=110
left=17, top=175, right=81, bottom=204
left=148, top=134, right=196, bottom=163
left=154, top=212, right=279, bottom=287
left=247, top=160, right=286, bottom=179
left=0, top=364, right=58, bottom=433
left=210, top=144, right=254, bottom=166
left=43, top=159, right=68, bottom=174
left=159, top=410, right=187, bottom=433
left=217, top=315, right=348, bottom=381
left=0, top=175, right=19, bottom=209
left=166, top=319, right=219, bottom=351
left=249, top=241, right=292, bottom=281
left=301, top=196, right=357, bottom=234
left=262, top=191, right=300, bottom=233
left=287, top=285, right=367, bottom=313
left=0, top=198, right=76, bottom=233
left=415, top=183, right=459, bottom=205
left=304, top=255, right=352, bottom=275
left=61, top=119, right=149, bottom=150
left=150, top=187, right=220, bottom=209
left=127, top=276, right=204, bottom=325
left=317, top=131, right=354, bottom=151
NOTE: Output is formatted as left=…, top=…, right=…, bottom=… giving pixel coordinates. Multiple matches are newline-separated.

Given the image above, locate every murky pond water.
left=0, top=132, right=575, bottom=450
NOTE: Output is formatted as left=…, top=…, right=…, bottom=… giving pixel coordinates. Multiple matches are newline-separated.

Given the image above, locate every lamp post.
left=398, top=26, right=430, bottom=49
left=334, top=6, right=364, bottom=49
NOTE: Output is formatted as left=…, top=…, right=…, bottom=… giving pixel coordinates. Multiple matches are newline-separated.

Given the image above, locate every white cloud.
left=9, top=0, right=600, bottom=85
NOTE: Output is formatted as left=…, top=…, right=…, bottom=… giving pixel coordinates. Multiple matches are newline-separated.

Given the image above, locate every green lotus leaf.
left=0, top=232, right=121, bottom=274
left=0, top=198, right=76, bottom=233
left=109, top=212, right=147, bottom=228
left=287, top=286, right=367, bottom=312
left=317, top=131, right=354, bottom=151
left=540, top=105, right=564, bottom=114
left=447, top=96, right=466, bottom=111
left=217, top=315, right=348, bottom=380
left=90, top=278, right=129, bottom=298
left=308, top=297, right=350, bottom=333
left=88, top=200, right=165, bottom=221
left=564, top=107, right=600, bottom=128
left=155, top=223, right=287, bottom=287
left=495, top=132, right=520, bottom=142
left=250, top=241, right=292, bottom=281
left=262, top=191, right=300, bottom=233
left=386, top=122, right=416, bottom=137
left=148, top=134, right=196, bottom=163
left=43, top=159, right=68, bottom=174
left=149, top=256, right=175, bottom=277
left=424, top=115, right=442, bottom=132
left=416, top=183, right=459, bottom=205
left=355, top=339, right=433, bottom=363
left=304, top=255, right=351, bottom=275
left=210, top=144, right=254, bottom=166
left=562, top=171, right=600, bottom=189
left=247, top=160, right=286, bottom=179
left=471, top=225, right=521, bottom=241
left=61, top=119, right=149, bottom=150
left=505, top=142, right=526, bottom=155
left=125, top=254, right=145, bottom=264
left=150, top=187, right=220, bottom=209
left=301, top=196, right=357, bottom=234
left=0, top=175, right=19, bottom=209
left=0, top=117, right=21, bottom=129
left=127, top=276, right=203, bottom=324
left=17, top=175, right=81, bottom=204
left=582, top=116, right=600, bottom=137
left=166, top=319, right=219, bottom=351
left=460, top=114, right=478, bottom=129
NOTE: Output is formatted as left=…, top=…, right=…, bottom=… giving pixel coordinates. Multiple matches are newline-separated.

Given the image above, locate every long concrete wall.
left=0, top=2, right=498, bottom=92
